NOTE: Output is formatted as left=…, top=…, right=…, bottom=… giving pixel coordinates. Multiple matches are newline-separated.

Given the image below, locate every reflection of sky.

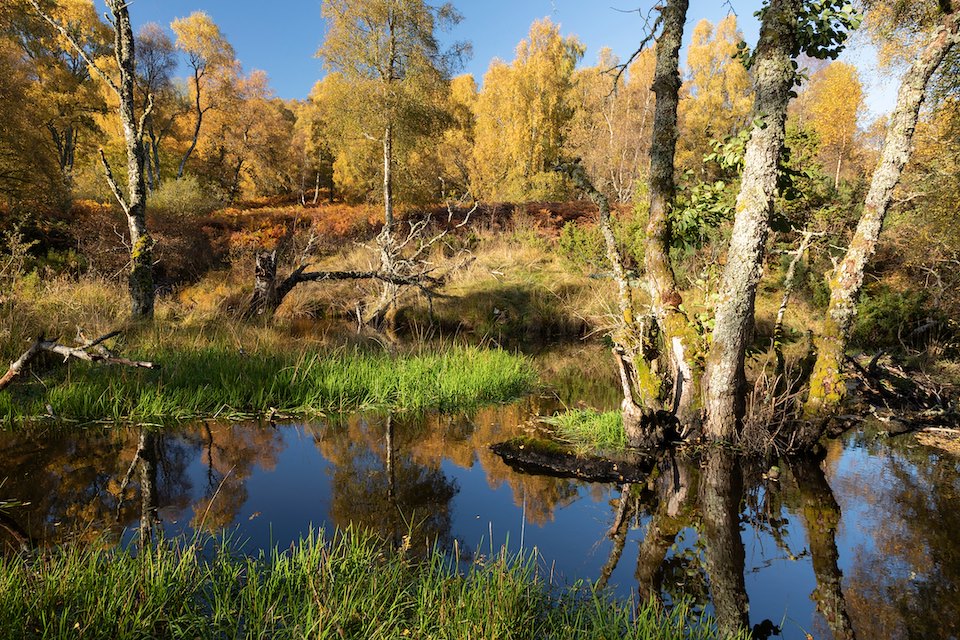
left=10, top=414, right=959, bottom=640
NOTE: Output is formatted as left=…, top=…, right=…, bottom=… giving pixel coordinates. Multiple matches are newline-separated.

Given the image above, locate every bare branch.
left=1, top=332, right=157, bottom=392
left=99, top=149, right=130, bottom=214
left=27, top=0, right=122, bottom=97
left=606, top=6, right=664, bottom=89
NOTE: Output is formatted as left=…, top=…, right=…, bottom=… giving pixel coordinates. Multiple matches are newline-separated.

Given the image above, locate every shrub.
left=557, top=221, right=604, bottom=270
left=851, top=286, right=944, bottom=350
left=148, top=175, right=222, bottom=219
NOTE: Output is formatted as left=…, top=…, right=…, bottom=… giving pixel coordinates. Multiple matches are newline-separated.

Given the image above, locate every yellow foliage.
left=677, top=16, right=752, bottom=172
left=795, top=61, right=864, bottom=187
left=471, top=18, right=584, bottom=201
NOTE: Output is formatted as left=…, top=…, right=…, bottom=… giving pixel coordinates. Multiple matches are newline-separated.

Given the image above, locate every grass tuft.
left=542, top=409, right=626, bottom=453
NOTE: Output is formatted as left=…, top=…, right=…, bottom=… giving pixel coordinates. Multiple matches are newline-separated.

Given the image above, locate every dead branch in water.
left=0, top=331, right=157, bottom=392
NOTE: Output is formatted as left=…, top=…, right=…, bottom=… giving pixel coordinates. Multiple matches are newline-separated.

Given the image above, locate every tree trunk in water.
left=702, top=0, right=800, bottom=440
left=793, top=458, right=856, bottom=640
left=699, top=448, right=749, bottom=638
left=645, top=0, right=701, bottom=431
left=803, top=11, right=960, bottom=429
left=557, top=160, right=659, bottom=447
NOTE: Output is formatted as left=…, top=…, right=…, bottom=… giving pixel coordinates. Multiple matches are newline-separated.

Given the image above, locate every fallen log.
left=0, top=332, right=157, bottom=392
left=490, top=437, right=655, bottom=483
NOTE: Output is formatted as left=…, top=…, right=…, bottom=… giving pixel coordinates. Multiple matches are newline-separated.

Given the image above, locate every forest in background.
left=1, top=0, right=960, bottom=451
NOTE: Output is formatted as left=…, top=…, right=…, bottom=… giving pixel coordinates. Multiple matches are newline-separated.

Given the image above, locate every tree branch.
left=1, top=332, right=157, bottom=392
left=99, top=149, right=129, bottom=213
left=27, top=0, right=122, bottom=97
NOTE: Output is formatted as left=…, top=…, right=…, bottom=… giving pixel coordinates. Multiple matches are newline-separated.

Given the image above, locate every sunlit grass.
left=0, top=529, right=741, bottom=640
left=0, top=345, right=536, bottom=426
left=542, top=408, right=626, bottom=453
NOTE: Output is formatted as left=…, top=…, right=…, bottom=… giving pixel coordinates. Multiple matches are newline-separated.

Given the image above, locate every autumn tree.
left=435, top=73, right=478, bottom=195
left=471, top=18, right=584, bottom=201
left=803, top=1, right=960, bottom=429
left=293, top=93, right=336, bottom=204
left=135, top=23, right=180, bottom=190
left=567, top=47, right=656, bottom=202
left=0, top=32, right=62, bottom=203
left=317, top=0, right=468, bottom=326
left=195, top=70, right=298, bottom=200
left=796, top=61, right=865, bottom=187
left=677, top=15, right=753, bottom=173
left=11, top=0, right=110, bottom=185
left=28, top=0, right=156, bottom=318
left=171, top=11, right=236, bottom=180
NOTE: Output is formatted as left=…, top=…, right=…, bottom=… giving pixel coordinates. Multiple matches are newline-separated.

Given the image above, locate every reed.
left=0, top=345, right=536, bottom=426
left=0, top=529, right=741, bottom=640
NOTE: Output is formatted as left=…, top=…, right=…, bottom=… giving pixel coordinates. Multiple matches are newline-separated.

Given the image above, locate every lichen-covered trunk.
left=558, top=159, right=656, bottom=446
left=699, top=448, right=749, bottom=638
left=803, top=12, right=960, bottom=427
left=110, top=0, right=154, bottom=319
left=138, top=430, right=159, bottom=548
left=702, top=0, right=800, bottom=440
left=644, top=0, right=701, bottom=430
left=793, top=458, right=855, bottom=640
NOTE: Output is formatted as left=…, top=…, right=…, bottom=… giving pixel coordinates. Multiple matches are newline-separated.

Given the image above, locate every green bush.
left=147, top=175, right=222, bottom=218
left=557, top=221, right=604, bottom=270
left=852, top=286, right=942, bottom=350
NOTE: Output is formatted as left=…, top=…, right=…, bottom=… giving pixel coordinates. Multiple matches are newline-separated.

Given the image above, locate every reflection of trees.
left=412, top=400, right=582, bottom=525
left=588, top=449, right=858, bottom=640
left=699, top=449, right=749, bottom=638
left=187, top=422, right=284, bottom=533
left=0, top=427, right=191, bottom=545
left=792, top=458, right=855, bottom=640
left=836, top=434, right=960, bottom=640
left=319, top=414, right=459, bottom=553
left=0, top=422, right=288, bottom=546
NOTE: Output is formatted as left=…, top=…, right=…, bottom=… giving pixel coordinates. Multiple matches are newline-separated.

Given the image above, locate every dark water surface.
left=1, top=397, right=958, bottom=639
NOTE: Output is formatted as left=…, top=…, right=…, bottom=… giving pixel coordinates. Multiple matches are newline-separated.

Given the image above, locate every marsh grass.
left=0, top=530, right=738, bottom=640
left=0, top=345, right=536, bottom=426
left=543, top=409, right=626, bottom=453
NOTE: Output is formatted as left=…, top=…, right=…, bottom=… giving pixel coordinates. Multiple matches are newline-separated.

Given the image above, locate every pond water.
left=1, top=395, right=958, bottom=638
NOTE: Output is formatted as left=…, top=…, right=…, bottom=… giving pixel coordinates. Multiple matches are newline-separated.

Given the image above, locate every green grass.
left=0, top=345, right=536, bottom=426
left=0, top=529, right=740, bottom=640
left=542, top=409, right=626, bottom=453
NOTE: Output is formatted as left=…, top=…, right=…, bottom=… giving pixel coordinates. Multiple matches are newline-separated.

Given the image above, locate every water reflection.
left=0, top=410, right=957, bottom=638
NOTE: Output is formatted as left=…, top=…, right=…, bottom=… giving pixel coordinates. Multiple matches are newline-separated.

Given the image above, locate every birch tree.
left=317, top=0, right=468, bottom=328
left=803, top=2, right=960, bottom=432
left=28, top=0, right=156, bottom=318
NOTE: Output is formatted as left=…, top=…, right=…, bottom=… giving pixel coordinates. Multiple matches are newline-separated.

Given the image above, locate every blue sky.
left=126, top=0, right=895, bottom=120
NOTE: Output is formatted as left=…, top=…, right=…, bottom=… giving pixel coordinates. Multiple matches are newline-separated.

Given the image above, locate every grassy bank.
left=0, top=345, right=536, bottom=426
left=0, top=530, right=737, bottom=640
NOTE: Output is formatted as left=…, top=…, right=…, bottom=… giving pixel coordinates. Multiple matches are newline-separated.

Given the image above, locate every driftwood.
left=0, top=331, right=157, bottom=391
left=490, top=438, right=655, bottom=483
